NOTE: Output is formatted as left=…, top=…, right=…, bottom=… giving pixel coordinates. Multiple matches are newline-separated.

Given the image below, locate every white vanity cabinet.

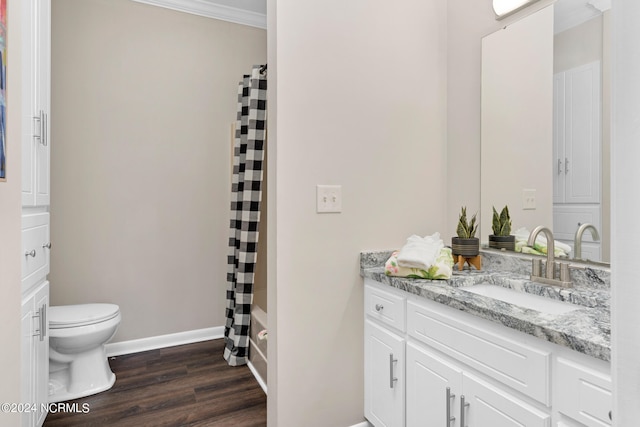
left=363, top=279, right=612, bottom=427
left=21, top=0, right=51, bottom=207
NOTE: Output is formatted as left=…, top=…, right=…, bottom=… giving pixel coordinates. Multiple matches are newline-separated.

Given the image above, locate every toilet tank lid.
left=49, top=303, right=120, bottom=328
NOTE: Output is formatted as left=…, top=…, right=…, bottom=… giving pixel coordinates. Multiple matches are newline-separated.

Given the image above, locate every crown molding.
left=131, top=0, right=267, bottom=29
left=588, top=0, right=611, bottom=13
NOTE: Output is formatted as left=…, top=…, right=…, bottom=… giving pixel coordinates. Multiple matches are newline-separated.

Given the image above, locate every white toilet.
left=48, top=303, right=121, bottom=403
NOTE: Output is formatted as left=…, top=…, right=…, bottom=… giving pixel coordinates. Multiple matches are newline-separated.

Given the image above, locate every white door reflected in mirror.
left=493, top=0, right=541, bottom=19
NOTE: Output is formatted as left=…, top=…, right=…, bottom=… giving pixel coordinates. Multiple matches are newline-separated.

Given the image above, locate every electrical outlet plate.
left=316, top=185, right=342, bottom=213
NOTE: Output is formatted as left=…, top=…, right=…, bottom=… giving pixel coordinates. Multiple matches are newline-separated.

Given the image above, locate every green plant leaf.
left=492, top=206, right=500, bottom=235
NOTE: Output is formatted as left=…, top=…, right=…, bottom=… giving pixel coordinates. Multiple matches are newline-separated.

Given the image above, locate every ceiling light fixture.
left=493, top=0, right=541, bottom=20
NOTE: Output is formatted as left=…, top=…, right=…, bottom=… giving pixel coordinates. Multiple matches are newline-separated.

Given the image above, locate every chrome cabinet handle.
left=460, top=395, right=469, bottom=427
left=389, top=353, right=397, bottom=389
left=375, top=304, right=384, bottom=312
left=33, top=305, right=47, bottom=341
left=565, top=157, right=569, bottom=174
left=41, top=304, right=47, bottom=340
left=33, top=111, right=46, bottom=145
left=609, top=410, right=612, bottom=421
left=33, top=112, right=42, bottom=144
left=43, top=112, right=48, bottom=147
left=446, top=387, right=456, bottom=427
left=32, top=309, right=41, bottom=338
left=42, top=242, right=52, bottom=249
left=557, top=158, right=562, bottom=174
left=25, top=249, right=36, bottom=258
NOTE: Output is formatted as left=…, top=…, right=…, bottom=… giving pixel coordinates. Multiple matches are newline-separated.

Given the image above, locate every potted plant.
left=452, top=206, right=480, bottom=257
left=489, top=205, right=515, bottom=251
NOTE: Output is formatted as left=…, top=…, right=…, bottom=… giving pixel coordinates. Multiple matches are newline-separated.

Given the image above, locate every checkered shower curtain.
left=224, top=65, right=267, bottom=366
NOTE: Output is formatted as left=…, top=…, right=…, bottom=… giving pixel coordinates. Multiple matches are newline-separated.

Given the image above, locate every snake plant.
left=491, top=205, right=512, bottom=236
left=456, top=206, right=478, bottom=239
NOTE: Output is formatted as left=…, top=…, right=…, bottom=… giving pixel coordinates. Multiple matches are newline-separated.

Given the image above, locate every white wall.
left=49, top=0, right=266, bottom=342
left=270, top=0, right=447, bottom=425
left=0, top=0, right=24, bottom=424
left=611, top=0, right=640, bottom=424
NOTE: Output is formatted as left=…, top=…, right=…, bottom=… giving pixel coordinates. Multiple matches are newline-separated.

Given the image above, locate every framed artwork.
left=0, top=0, right=6, bottom=182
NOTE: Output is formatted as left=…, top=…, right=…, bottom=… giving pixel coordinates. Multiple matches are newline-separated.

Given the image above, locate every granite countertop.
left=361, top=249, right=611, bottom=361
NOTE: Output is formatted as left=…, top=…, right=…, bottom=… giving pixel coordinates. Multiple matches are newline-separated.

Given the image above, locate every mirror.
left=481, top=1, right=610, bottom=265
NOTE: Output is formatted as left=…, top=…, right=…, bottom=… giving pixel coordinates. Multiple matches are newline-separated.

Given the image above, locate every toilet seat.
left=49, top=304, right=120, bottom=329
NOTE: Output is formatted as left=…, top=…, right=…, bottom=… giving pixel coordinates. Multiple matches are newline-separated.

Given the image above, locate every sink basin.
left=463, top=284, right=581, bottom=315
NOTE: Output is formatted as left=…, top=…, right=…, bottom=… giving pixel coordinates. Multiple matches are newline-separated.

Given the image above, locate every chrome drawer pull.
left=25, top=249, right=36, bottom=258
left=42, top=242, right=52, bottom=249
left=389, top=353, right=397, bottom=389
left=375, top=304, right=384, bottom=312
left=446, top=387, right=456, bottom=427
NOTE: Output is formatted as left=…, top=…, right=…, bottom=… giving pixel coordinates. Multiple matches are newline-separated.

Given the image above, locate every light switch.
left=317, top=185, right=342, bottom=213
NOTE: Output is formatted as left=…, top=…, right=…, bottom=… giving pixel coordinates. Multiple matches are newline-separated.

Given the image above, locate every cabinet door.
left=34, top=0, right=51, bottom=207
left=462, top=373, right=550, bottom=427
left=553, top=61, right=601, bottom=205
left=406, top=342, right=462, bottom=427
left=553, top=72, right=566, bottom=204
left=365, top=320, right=404, bottom=427
left=563, top=62, right=600, bottom=204
left=21, top=0, right=37, bottom=206
left=34, top=282, right=49, bottom=427
left=21, top=295, right=36, bottom=427
left=21, top=0, right=50, bottom=207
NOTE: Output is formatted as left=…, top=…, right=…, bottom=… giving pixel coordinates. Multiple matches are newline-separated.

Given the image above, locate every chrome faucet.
left=527, top=226, right=572, bottom=287
left=574, top=223, right=600, bottom=260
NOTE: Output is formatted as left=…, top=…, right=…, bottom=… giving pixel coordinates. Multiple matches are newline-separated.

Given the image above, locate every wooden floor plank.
left=44, top=339, right=266, bottom=427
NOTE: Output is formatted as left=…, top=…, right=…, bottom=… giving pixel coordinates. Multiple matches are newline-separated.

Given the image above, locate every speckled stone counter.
left=360, top=249, right=611, bottom=361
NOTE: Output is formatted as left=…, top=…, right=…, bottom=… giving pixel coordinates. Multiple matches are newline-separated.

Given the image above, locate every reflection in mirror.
left=480, top=0, right=611, bottom=265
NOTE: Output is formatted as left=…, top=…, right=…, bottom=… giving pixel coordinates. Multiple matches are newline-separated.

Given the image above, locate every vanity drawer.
left=556, top=357, right=612, bottom=426
left=22, top=213, right=50, bottom=293
left=364, top=281, right=406, bottom=333
left=407, top=298, right=550, bottom=405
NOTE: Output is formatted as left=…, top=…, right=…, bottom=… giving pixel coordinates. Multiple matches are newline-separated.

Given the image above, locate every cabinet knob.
left=25, top=249, right=36, bottom=258
left=42, top=242, right=52, bottom=249
left=375, top=304, right=384, bottom=312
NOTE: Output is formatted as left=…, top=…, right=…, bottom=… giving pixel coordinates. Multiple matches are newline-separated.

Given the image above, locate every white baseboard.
left=105, top=326, right=225, bottom=357
left=247, top=360, right=268, bottom=394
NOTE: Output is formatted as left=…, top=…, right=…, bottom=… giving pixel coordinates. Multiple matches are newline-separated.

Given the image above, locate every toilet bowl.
left=48, top=303, right=121, bottom=403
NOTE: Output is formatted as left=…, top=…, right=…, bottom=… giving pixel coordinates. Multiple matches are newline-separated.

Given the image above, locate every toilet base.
left=48, top=346, right=116, bottom=403
left=48, top=373, right=115, bottom=403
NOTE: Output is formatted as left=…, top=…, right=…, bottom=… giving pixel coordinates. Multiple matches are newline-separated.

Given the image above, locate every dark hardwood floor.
left=44, top=339, right=266, bottom=427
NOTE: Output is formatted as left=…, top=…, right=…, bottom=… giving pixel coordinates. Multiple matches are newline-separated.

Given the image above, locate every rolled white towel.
left=396, top=232, right=444, bottom=270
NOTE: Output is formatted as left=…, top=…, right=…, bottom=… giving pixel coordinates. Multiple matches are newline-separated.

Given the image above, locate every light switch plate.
left=523, top=189, right=536, bottom=210
left=317, top=185, right=342, bottom=213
